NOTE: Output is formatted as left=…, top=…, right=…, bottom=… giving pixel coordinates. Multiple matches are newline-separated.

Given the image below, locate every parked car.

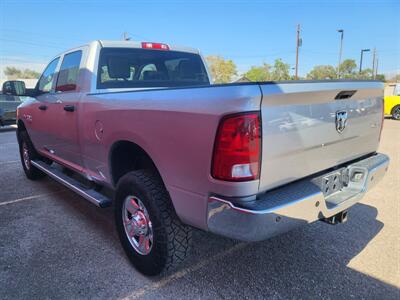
left=384, top=83, right=400, bottom=120
left=4, top=40, right=389, bottom=276
left=0, top=86, right=22, bottom=126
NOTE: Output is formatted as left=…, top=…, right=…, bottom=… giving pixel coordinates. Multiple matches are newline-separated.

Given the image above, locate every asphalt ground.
left=0, top=120, right=399, bottom=299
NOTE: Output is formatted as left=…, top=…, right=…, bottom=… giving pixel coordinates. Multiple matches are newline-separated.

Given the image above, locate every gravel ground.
left=0, top=120, right=399, bottom=299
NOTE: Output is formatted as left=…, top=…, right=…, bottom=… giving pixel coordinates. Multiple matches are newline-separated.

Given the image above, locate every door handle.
left=38, top=105, right=48, bottom=111
left=64, top=105, right=75, bottom=112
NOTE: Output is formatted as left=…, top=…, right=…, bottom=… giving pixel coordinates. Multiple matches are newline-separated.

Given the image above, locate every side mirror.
left=2, top=80, right=26, bottom=96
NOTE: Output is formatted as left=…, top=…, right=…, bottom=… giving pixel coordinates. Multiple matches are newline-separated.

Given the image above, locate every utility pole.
left=337, top=29, right=344, bottom=78
left=375, top=57, right=379, bottom=78
left=359, top=49, right=370, bottom=73
left=295, top=24, right=301, bottom=80
left=123, top=32, right=131, bottom=41
left=372, top=48, right=376, bottom=79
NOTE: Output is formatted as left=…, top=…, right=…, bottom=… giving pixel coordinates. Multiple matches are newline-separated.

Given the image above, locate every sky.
left=0, top=0, right=399, bottom=80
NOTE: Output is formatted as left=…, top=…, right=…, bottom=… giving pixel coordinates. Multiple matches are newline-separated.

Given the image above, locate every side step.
left=31, top=160, right=112, bottom=208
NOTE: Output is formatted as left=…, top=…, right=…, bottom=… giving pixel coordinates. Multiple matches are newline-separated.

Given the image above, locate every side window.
left=395, top=85, right=400, bottom=96
left=37, top=58, right=60, bottom=93
left=56, top=51, right=82, bottom=92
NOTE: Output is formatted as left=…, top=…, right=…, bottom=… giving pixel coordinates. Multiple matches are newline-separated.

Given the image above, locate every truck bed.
left=87, top=80, right=383, bottom=194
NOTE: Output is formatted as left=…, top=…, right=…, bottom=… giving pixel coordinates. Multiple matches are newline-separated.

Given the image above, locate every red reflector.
left=212, top=112, right=261, bottom=181
left=141, top=42, right=170, bottom=50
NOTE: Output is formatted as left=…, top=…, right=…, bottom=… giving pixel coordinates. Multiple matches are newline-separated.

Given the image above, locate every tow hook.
left=321, top=210, right=348, bottom=225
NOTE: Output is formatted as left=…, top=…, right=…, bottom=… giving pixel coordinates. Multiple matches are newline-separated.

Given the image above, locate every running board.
left=31, top=160, right=112, bottom=208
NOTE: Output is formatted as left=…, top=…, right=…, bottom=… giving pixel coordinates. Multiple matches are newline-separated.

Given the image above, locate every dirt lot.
left=0, top=120, right=399, bottom=299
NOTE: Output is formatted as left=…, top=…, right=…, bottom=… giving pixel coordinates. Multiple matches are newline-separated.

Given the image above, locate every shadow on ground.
left=14, top=180, right=399, bottom=299
left=0, top=173, right=398, bottom=299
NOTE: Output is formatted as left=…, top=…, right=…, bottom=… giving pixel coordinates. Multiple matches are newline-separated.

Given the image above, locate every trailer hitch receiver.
left=321, top=210, right=348, bottom=225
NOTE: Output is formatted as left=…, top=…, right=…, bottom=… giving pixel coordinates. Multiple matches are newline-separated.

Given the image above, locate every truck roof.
left=54, top=40, right=201, bottom=62
left=96, top=40, right=200, bottom=54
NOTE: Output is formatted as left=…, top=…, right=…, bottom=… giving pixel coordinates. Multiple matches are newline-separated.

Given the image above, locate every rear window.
left=97, top=48, right=210, bottom=89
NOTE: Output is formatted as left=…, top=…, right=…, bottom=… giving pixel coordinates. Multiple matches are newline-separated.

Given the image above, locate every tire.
left=18, top=131, right=46, bottom=180
left=115, top=170, right=192, bottom=276
left=391, top=105, right=400, bottom=120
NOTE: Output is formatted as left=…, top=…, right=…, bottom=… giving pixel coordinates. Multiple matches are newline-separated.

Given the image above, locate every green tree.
left=4, top=66, right=40, bottom=79
left=244, top=63, right=271, bottom=81
left=307, top=65, right=337, bottom=80
left=356, top=68, right=373, bottom=80
left=22, top=69, right=41, bottom=79
left=271, top=59, right=290, bottom=81
left=375, top=74, right=386, bottom=81
left=339, top=59, right=357, bottom=78
left=205, top=56, right=237, bottom=83
left=4, top=67, right=22, bottom=79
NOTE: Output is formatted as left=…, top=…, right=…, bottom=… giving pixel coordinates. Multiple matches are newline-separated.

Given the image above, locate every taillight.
left=141, top=42, right=170, bottom=50
left=212, top=112, right=261, bottom=181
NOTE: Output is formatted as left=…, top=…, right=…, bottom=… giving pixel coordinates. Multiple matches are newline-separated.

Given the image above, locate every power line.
left=0, top=38, right=64, bottom=49
left=224, top=51, right=296, bottom=59
left=0, top=28, right=88, bottom=43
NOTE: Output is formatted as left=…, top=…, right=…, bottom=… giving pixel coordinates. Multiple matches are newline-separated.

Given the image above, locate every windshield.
left=97, top=48, right=210, bottom=89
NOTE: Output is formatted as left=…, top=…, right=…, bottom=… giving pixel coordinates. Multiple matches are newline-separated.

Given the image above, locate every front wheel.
left=115, top=170, right=192, bottom=276
left=18, top=131, right=45, bottom=180
left=391, top=105, right=400, bottom=120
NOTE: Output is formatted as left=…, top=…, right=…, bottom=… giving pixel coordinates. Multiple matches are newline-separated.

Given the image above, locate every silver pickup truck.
left=4, top=40, right=389, bottom=276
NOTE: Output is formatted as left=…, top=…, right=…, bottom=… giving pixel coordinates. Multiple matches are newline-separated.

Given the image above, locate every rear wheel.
left=18, top=131, right=45, bottom=180
left=391, top=105, right=400, bottom=120
left=115, top=170, right=191, bottom=276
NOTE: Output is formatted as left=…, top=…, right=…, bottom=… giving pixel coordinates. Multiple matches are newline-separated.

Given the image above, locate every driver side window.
left=37, top=57, right=60, bottom=93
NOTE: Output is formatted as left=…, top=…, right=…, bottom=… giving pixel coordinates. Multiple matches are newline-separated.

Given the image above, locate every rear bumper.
left=207, top=153, right=389, bottom=242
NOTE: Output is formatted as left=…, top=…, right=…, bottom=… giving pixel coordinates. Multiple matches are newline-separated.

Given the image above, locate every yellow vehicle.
left=384, top=83, right=400, bottom=120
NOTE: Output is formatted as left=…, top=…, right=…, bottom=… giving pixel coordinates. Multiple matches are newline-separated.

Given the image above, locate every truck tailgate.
left=258, top=81, right=384, bottom=193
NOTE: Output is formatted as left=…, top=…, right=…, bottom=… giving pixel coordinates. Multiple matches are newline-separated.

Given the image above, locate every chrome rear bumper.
left=207, top=153, right=389, bottom=242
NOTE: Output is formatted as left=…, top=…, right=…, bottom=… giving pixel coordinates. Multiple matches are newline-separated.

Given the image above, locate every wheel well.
left=109, top=141, right=161, bottom=186
left=17, top=120, right=27, bottom=142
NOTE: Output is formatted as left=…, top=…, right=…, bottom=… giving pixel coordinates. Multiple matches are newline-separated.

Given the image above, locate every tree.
left=205, top=56, right=237, bottom=83
left=307, top=65, right=337, bottom=80
left=271, top=59, right=290, bottom=81
left=22, top=69, right=41, bottom=79
left=4, top=66, right=40, bottom=79
left=375, top=74, right=386, bottom=81
left=244, top=63, right=271, bottom=81
left=339, top=59, right=357, bottom=78
left=356, top=68, right=373, bottom=80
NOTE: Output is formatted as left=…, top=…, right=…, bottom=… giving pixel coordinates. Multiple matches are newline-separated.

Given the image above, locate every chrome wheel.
left=393, top=107, right=400, bottom=120
left=22, top=142, right=31, bottom=170
left=122, top=195, right=153, bottom=255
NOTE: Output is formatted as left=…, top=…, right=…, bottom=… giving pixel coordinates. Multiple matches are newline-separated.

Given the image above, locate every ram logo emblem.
left=335, top=110, right=348, bottom=133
